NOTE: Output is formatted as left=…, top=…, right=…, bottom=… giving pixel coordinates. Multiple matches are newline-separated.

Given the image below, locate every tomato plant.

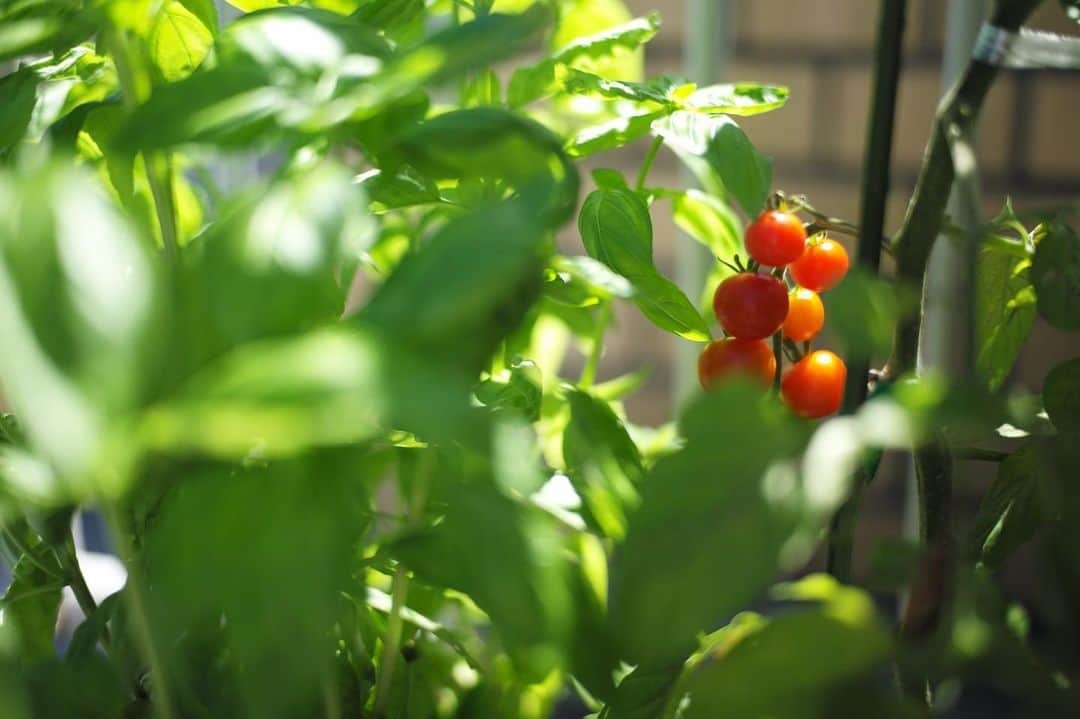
left=0, top=1, right=1079, bottom=718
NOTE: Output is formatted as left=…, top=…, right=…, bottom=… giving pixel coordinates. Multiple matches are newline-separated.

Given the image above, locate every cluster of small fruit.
left=698, top=208, right=851, bottom=418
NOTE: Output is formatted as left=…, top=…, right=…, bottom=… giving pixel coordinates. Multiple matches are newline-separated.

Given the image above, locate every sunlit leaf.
left=578, top=187, right=709, bottom=340
left=562, top=388, right=643, bottom=539
left=1032, top=219, right=1080, bottom=330
left=682, top=82, right=789, bottom=116
left=148, top=0, right=216, bottom=83
left=653, top=111, right=771, bottom=217
left=671, top=189, right=742, bottom=261
left=976, top=246, right=1036, bottom=391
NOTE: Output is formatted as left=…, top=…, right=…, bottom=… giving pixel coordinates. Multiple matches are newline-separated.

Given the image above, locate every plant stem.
left=58, top=533, right=112, bottom=649
left=580, top=301, right=612, bottom=388
left=372, top=565, right=409, bottom=719
left=372, top=453, right=433, bottom=718
left=104, top=504, right=177, bottom=719
left=107, top=28, right=181, bottom=265
left=826, top=0, right=907, bottom=582
left=636, top=136, right=664, bottom=191
left=772, top=332, right=782, bottom=392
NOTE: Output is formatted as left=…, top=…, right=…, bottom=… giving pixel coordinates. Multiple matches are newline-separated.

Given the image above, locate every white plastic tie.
left=972, top=24, right=1080, bottom=69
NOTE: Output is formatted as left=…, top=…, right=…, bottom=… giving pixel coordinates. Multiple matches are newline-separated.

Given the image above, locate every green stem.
left=826, top=0, right=907, bottom=581
left=772, top=332, right=782, bottom=393
left=58, top=534, right=111, bottom=650
left=372, top=453, right=433, bottom=718
left=372, top=566, right=409, bottom=719
left=105, top=505, right=177, bottom=719
left=579, top=301, right=613, bottom=389
left=636, top=136, right=664, bottom=192
left=1, top=526, right=63, bottom=580
left=107, top=28, right=181, bottom=265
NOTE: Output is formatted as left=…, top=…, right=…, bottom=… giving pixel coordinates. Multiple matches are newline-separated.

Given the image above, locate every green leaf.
left=389, top=107, right=579, bottom=222
left=354, top=0, right=425, bottom=30
left=545, top=255, right=635, bottom=307
left=1032, top=219, right=1080, bottom=330
left=0, top=13, right=97, bottom=64
left=67, top=592, right=120, bottom=661
left=653, top=111, right=772, bottom=217
left=355, top=167, right=441, bottom=211
left=141, top=326, right=489, bottom=459
left=562, top=69, right=681, bottom=106
left=148, top=0, right=216, bottom=83
left=611, top=383, right=805, bottom=665
left=507, top=12, right=660, bottom=107
left=1044, top=357, right=1080, bottom=433
left=599, top=665, right=678, bottom=719
left=0, top=540, right=65, bottom=663
left=671, top=189, right=742, bottom=261
left=566, top=110, right=664, bottom=158
left=0, top=159, right=160, bottom=494
left=143, top=453, right=368, bottom=718
left=562, top=388, right=643, bottom=540
left=578, top=188, right=709, bottom=340
left=551, top=0, right=645, bottom=83
left=969, top=444, right=1043, bottom=569
left=631, top=271, right=712, bottom=342
left=185, top=160, right=374, bottom=352
left=975, top=246, right=1036, bottom=391
left=389, top=480, right=572, bottom=682
left=362, top=198, right=550, bottom=373
left=679, top=578, right=891, bottom=719
left=508, top=12, right=658, bottom=106
left=682, top=82, right=789, bottom=116
left=475, top=359, right=543, bottom=422
left=579, top=187, right=653, bottom=274
left=0, top=69, right=39, bottom=155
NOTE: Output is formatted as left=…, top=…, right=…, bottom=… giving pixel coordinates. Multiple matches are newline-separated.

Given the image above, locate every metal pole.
left=673, top=0, right=732, bottom=408
left=903, top=0, right=989, bottom=550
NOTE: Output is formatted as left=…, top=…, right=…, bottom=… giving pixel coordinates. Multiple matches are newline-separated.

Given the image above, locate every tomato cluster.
left=697, top=207, right=851, bottom=419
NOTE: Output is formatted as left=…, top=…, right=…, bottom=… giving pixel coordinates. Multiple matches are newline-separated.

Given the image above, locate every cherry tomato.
left=713, top=272, right=789, bottom=340
left=782, top=288, right=825, bottom=342
left=698, top=338, right=777, bottom=390
left=744, top=210, right=807, bottom=267
left=789, top=236, right=850, bottom=292
left=781, top=350, right=847, bottom=419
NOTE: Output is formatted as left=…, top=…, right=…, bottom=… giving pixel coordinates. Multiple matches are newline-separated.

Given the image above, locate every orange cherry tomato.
left=713, top=272, right=789, bottom=340
left=782, top=288, right=825, bottom=342
left=698, top=338, right=777, bottom=390
left=744, top=210, right=807, bottom=267
left=781, top=350, right=847, bottom=418
left=789, top=236, right=850, bottom=292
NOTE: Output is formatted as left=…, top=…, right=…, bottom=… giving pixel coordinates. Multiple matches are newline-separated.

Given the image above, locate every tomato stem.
left=771, top=332, right=782, bottom=392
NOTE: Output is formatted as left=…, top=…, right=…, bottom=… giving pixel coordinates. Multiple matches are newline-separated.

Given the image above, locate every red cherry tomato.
left=782, top=288, right=825, bottom=342
left=744, top=210, right=807, bottom=267
left=713, top=272, right=789, bottom=340
left=781, top=350, right=847, bottom=419
left=697, top=338, right=777, bottom=390
left=789, top=236, right=850, bottom=292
